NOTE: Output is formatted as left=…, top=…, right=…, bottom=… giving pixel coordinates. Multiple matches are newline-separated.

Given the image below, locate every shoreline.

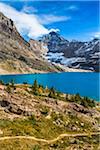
left=0, top=80, right=99, bottom=101
left=0, top=68, right=95, bottom=76
left=0, top=71, right=96, bottom=76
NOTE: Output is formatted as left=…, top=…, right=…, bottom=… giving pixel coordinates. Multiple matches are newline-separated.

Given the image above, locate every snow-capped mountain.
left=40, top=31, right=100, bottom=72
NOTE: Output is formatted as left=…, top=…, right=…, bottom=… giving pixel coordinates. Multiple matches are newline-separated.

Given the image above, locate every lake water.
left=0, top=72, right=99, bottom=101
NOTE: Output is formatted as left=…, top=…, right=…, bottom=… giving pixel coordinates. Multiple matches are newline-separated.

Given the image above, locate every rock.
left=68, top=103, right=93, bottom=115
left=75, top=121, right=78, bottom=124
left=0, top=129, right=3, bottom=134
left=0, top=98, right=32, bottom=116
left=24, top=111, right=32, bottom=116
left=0, top=100, right=10, bottom=107
left=80, top=122, right=84, bottom=127
left=8, top=104, right=23, bottom=115
left=70, top=138, right=76, bottom=144
left=71, top=126, right=77, bottom=131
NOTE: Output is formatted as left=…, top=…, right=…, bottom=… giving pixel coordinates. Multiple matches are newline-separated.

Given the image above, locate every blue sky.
left=0, top=0, right=99, bottom=41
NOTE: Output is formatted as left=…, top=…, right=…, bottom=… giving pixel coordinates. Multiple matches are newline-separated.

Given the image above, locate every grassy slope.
left=0, top=83, right=99, bottom=150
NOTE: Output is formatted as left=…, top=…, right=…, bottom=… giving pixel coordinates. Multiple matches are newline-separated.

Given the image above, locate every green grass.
left=0, top=110, right=95, bottom=139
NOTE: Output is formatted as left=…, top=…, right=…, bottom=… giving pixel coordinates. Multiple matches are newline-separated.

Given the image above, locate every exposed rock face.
left=29, top=39, right=48, bottom=57
left=0, top=99, right=32, bottom=116
left=67, top=103, right=93, bottom=115
left=41, top=31, right=69, bottom=53
left=0, top=12, right=59, bottom=74
left=40, top=31, right=100, bottom=72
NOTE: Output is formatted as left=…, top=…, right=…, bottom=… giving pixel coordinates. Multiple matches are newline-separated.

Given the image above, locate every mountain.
left=0, top=12, right=62, bottom=74
left=40, top=31, right=100, bottom=72
left=0, top=12, right=99, bottom=73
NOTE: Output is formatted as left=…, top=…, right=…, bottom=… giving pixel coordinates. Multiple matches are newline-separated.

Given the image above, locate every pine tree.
left=74, top=93, right=81, bottom=103
left=0, top=80, right=4, bottom=85
left=32, top=79, right=39, bottom=95
left=66, top=94, right=69, bottom=100
left=57, top=91, right=60, bottom=98
left=11, top=79, right=15, bottom=87
left=48, top=87, right=56, bottom=98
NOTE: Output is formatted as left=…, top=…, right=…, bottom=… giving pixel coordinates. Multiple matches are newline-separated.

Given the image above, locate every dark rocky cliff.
left=40, top=31, right=100, bottom=72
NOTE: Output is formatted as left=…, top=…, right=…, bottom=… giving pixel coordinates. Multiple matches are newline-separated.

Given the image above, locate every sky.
left=0, top=0, right=99, bottom=41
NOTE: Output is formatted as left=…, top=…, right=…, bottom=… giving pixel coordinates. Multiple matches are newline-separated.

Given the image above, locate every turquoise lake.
left=0, top=72, right=99, bottom=101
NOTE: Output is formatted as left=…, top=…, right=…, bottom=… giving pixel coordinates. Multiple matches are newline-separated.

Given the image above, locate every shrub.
left=32, top=145, right=40, bottom=150
left=68, top=93, right=95, bottom=108
left=40, top=106, right=49, bottom=116
left=10, top=79, right=15, bottom=87
left=6, top=81, right=16, bottom=93
left=6, top=85, right=12, bottom=93
left=48, top=87, right=56, bottom=98
left=81, top=97, right=96, bottom=108
left=56, top=91, right=61, bottom=98
left=0, top=80, right=4, bottom=85
left=74, top=93, right=82, bottom=103
left=28, top=115, right=36, bottom=125
left=23, top=82, right=28, bottom=84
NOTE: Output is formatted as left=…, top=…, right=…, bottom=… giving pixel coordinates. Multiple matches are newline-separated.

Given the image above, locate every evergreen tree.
left=81, top=97, right=88, bottom=108
left=65, top=94, right=69, bottom=100
left=74, top=93, right=81, bottom=103
left=57, top=91, right=60, bottom=98
left=11, top=79, right=15, bottom=87
left=32, top=79, right=39, bottom=95
left=48, top=87, right=56, bottom=98
left=82, top=97, right=95, bottom=108
left=0, top=80, right=4, bottom=85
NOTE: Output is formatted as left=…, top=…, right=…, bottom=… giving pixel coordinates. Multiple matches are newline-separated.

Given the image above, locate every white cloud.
left=0, top=2, right=70, bottom=39
left=38, top=14, right=71, bottom=25
left=22, top=5, right=38, bottom=14
left=0, top=2, right=49, bottom=38
left=94, top=32, right=100, bottom=38
left=67, top=5, right=78, bottom=11
left=90, top=32, right=100, bottom=39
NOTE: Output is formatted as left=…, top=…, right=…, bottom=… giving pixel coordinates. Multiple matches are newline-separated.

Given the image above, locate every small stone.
left=0, top=129, right=3, bottom=134
left=81, top=122, right=84, bottom=126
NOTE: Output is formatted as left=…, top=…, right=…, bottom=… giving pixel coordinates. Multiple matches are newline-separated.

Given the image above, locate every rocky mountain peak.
left=41, top=31, right=99, bottom=72
left=49, top=31, right=58, bottom=36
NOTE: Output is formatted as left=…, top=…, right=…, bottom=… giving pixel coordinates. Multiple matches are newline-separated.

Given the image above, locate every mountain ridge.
left=39, top=31, right=99, bottom=72
left=0, top=12, right=99, bottom=74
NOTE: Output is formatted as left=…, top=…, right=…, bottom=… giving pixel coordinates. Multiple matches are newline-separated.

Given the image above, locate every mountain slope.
left=0, top=12, right=61, bottom=74
left=40, top=31, right=100, bottom=72
left=0, top=83, right=99, bottom=149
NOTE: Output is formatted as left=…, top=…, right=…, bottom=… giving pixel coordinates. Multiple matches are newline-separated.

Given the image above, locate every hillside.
left=0, top=12, right=62, bottom=74
left=0, top=81, right=99, bottom=149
